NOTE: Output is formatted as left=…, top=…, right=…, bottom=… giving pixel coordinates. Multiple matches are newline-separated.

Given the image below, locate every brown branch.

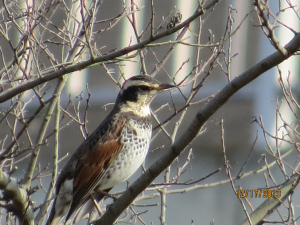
left=254, top=0, right=289, bottom=57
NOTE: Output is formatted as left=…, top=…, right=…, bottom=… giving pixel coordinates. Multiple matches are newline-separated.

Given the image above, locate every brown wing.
left=66, top=114, right=126, bottom=220
left=66, top=139, right=123, bottom=220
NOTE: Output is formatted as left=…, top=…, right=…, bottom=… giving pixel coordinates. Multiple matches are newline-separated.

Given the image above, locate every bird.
left=46, top=75, right=175, bottom=225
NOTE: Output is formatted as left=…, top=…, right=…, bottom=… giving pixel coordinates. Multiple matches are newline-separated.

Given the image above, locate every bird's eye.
left=138, top=85, right=151, bottom=91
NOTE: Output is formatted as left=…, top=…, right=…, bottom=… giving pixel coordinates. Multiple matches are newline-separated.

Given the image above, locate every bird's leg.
left=90, top=193, right=103, bottom=216
left=96, top=190, right=117, bottom=201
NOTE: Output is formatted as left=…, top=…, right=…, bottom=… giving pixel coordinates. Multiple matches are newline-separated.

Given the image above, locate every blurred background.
left=0, top=0, right=300, bottom=224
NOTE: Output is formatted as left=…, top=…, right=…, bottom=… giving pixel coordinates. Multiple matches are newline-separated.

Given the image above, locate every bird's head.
left=116, top=75, right=176, bottom=117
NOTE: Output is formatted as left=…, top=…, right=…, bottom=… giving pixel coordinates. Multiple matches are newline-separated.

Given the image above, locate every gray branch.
left=0, top=170, right=34, bottom=225
left=0, top=0, right=221, bottom=104
left=240, top=174, right=300, bottom=225
left=95, top=32, right=300, bottom=225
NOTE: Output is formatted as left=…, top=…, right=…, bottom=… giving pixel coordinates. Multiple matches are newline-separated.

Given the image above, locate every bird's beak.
left=157, top=83, right=176, bottom=91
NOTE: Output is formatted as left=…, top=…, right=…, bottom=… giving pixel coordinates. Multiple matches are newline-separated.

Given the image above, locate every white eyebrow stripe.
left=122, top=80, right=159, bottom=91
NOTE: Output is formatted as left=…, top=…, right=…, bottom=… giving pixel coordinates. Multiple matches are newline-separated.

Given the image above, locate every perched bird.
left=46, top=75, right=175, bottom=225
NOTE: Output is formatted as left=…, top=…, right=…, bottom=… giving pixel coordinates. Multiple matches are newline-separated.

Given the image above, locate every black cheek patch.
left=120, top=86, right=139, bottom=102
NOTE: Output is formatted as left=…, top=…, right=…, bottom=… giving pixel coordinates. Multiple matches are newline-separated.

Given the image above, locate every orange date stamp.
left=236, top=189, right=281, bottom=198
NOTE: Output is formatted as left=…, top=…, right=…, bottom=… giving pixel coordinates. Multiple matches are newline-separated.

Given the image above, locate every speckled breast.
left=98, top=117, right=152, bottom=190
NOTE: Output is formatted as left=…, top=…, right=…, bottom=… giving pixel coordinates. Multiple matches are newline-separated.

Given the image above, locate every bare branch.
left=0, top=170, right=34, bottom=225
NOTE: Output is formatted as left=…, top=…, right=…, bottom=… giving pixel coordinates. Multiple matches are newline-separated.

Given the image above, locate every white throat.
left=121, top=101, right=151, bottom=117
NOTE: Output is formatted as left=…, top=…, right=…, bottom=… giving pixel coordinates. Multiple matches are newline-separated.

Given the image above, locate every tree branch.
left=240, top=174, right=300, bottom=225
left=95, top=32, right=300, bottom=225
left=0, top=170, right=34, bottom=225
left=0, top=0, right=221, bottom=103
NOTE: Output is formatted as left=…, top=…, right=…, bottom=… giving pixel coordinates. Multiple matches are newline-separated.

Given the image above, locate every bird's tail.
left=73, top=188, right=112, bottom=224
left=45, top=198, right=66, bottom=225
left=45, top=199, right=56, bottom=225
